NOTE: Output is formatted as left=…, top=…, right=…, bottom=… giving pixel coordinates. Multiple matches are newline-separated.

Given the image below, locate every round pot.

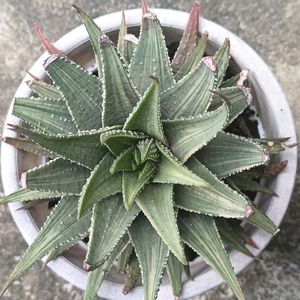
left=1, top=8, right=297, bottom=300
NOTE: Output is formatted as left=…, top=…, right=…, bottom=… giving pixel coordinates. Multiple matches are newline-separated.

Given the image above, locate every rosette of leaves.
left=0, top=1, right=289, bottom=300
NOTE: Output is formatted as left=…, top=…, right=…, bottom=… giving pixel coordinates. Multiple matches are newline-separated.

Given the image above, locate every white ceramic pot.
left=1, top=8, right=297, bottom=300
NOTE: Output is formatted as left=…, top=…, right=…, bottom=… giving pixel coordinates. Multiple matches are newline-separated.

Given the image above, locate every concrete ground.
left=0, top=0, right=299, bottom=299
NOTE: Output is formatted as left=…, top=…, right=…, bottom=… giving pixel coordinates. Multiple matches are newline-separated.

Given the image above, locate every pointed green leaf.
left=73, top=5, right=103, bottom=74
left=129, top=214, right=169, bottom=300
left=153, top=142, right=209, bottom=188
left=216, top=219, right=254, bottom=257
left=122, top=161, right=156, bottom=209
left=124, top=79, right=166, bottom=144
left=221, top=69, right=249, bottom=88
left=254, top=137, right=290, bottom=154
left=229, top=175, right=277, bottom=196
left=136, top=139, right=159, bottom=163
left=136, top=184, right=186, bottom=264
left=28, top=79, right=62, bottom=100
left=209, top=86, right=253, bottom=125
left=161, top=56, right=216, bottom=119
left=0, top=196, right=92, bottom=296
left=0, top=189, right=59, bottom=205
left=45, top=56, right=102, bottom=131
left=229, top=221, right=258, bottom=249
left=100, top=129, right=146, bottom=156
left=84, top=235, right=130, bottom=300
left=163, top=102, right=228, bottom=163
left=196, top=132, right=269, bottom=179
left=110, top=146, right=135, bottom=173
left=174, top=32, right=208, bottom=81
left=123, top=254, right=141, bottom=295
left=246, top=204, right=279, bottom=235
left=179, top=212, right=245, bottom=300
left=15, top=126, right=108, bottom=169
left=84, top=195, right=140, bottom=271
left=171, top=1, right=200, bottom=74
left=78, top=153, right=122, bottom=217
left=117, top=243, right=134, bottom=273
left=2, top=136, right=55, bottom=158
left=214, top=38, right=231, bottom=87
left=13, top=97, right=77, bottom=134
left=167, top=252, right=183, bottom=297
left=129, top=11, right=174, bottom=94
left=100, top=34, right=140, bottom=126
left=175, top=157, right=252, bottom=219
left=25, top=158, right=90, bottom=195
left=117, top=10, right=127, bottom=57
left=124, top=34, right=138, bottom=63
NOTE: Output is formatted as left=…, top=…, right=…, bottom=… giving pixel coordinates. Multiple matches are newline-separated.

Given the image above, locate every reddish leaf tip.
left=187, top=0, right=201, bottom=30
left=237, top=69, right=249, bottom=87
left=33, top=21, right=64, bottom=56
left=201, top=56, right=217, bottom=72
left=83, top=261, right=92, bottom=271
left=239, top=86, right=253, bottom=105
left=143, top=11, right=158, bottom=21
left=245, top=205, right=254, bottom=218
left=246, top=239, right=259, bottom=249
left=20, top=172, right=28, bottom=189
left=141, top=0, right=149, bottom=14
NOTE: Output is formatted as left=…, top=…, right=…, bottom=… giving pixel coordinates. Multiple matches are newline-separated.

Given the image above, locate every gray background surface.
left=0, top=0, right=299, bottom=299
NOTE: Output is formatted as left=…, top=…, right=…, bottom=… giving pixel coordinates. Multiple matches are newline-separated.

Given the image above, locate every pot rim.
left=1, top=8, right=297, bottom=300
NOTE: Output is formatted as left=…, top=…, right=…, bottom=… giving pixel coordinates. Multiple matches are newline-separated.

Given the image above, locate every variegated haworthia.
left=0, top=1, right=290, bottom=300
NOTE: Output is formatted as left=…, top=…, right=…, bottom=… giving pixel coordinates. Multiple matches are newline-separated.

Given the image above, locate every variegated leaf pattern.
left=1, top=2, right=285, bottom=299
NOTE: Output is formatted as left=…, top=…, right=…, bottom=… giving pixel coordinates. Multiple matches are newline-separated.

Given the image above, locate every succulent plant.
left=0, top=1, right=291, bottom=300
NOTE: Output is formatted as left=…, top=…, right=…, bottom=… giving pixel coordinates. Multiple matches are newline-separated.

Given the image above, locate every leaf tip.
left=33, top=21, right=64, bottom=56
left=201, top=56, right=217, bottom=72
left=273, top=228, right=280, bottom=236
left=72, top=4, right=80, bottom=12
left=20, top=172, right=27, bottom=189
left=245, top=205, right=254, bottom=218
left=240, top=86, right=253, bottom=105
left=141, top=0, right=149, bottom=14
left=0, top=284, right=9, bottom=298
left=83, top=261, right=92, bottom=272
left=143, top=11, right=158, bottom=21
left=237, top=69, right=249, bottom=87
left=99, top=34, right=114, bottom=47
